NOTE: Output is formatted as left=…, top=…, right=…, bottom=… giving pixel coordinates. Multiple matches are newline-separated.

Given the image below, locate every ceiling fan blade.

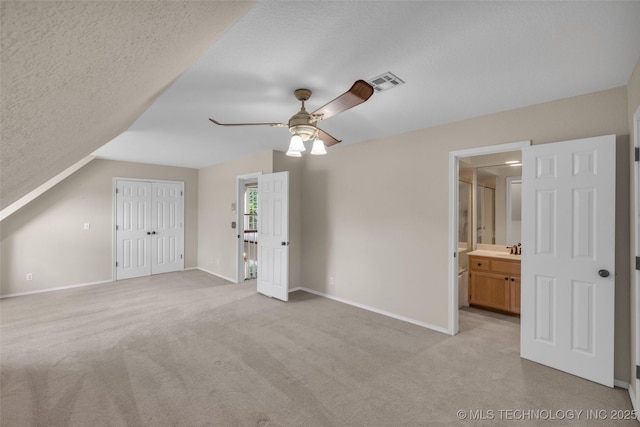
left=311, top=80, right=374, bottom=121
left=209, top=118, right=286, bottom=127
left=317, top=127, right=341, bottom=147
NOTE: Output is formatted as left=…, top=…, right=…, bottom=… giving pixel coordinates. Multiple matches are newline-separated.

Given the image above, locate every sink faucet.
left=509, top=244, right=522, bottom=255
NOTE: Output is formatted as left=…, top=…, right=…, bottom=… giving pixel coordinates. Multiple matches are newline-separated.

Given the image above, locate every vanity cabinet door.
left=469, top=272, right=510, bottom=312
left=509, top=276, right=521, bottom=314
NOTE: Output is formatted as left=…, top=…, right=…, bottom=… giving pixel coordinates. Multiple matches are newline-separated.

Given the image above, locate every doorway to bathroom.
left=450, top=136, right=618, bottom=387
left=456, top=148, right=525, bottom=325
left=448, top=140, right=530, bottom=334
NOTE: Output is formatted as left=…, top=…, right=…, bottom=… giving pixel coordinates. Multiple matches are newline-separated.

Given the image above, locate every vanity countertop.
left=467, top=250, right=521, bottom=260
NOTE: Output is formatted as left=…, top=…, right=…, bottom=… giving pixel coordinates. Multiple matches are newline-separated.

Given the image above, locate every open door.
left=257, top=171, right=289, bottom=301
left=521, top=135, right=616, bottom=387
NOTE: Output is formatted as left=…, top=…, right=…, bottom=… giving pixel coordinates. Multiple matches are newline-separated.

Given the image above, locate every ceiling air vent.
left=367, top=72, right=405, bottom=92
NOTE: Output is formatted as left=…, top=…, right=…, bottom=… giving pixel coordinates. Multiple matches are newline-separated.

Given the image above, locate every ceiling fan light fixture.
left=209, top=79, right=375, bottom=158
left=288, top=134, right=306, bottom=153
left=289, top=124, right=317, bottom=142
left=310, top=138, right=327, bottom=155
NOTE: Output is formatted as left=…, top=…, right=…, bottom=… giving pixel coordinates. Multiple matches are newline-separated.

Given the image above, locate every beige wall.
left=627, top=57, right=640, bottom=398
left=197, top=151, right=273, bottom=281
left=0, top=159, right=198, bottom=296
left=301, top=86, right=630, bottom=375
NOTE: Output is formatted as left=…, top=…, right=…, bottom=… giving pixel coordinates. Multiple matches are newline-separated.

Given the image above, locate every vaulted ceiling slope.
left=0, top=1, right=253, bottom=210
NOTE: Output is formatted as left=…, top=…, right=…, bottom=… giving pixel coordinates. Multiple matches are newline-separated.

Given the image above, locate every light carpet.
left=1, top=270, right=635, bottom=426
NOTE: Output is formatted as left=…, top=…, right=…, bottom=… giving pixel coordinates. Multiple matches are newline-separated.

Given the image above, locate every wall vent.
left=367, top=72, right=405, bottom=92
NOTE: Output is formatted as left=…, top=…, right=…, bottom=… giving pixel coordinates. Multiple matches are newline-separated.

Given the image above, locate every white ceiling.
left=94, top=1, right=640, bottom=169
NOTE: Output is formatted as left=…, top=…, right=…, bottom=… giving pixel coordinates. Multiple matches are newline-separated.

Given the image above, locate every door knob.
left=152, top=231, right=157, bottom=235
left=598, top=269, right=610, bottom=278
left=147, top=231, right=151, bottom=235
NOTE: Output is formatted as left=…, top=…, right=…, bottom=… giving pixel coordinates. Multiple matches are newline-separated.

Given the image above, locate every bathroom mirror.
left=458, top=181, right=471, bottom=250
left=506, top=177, right=522, bottom=245
left=459, top=151, right=522, bottom=247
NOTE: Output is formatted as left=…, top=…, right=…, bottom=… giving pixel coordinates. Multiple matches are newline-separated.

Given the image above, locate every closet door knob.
left=598, top=269, right=610, bottom=278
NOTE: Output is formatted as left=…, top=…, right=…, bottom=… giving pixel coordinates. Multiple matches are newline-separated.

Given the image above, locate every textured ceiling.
left=3, top=2, right=640, bottom=211
left=94, top=1, right=640, bottom=169
left=0, top=1, right=253, bottom=209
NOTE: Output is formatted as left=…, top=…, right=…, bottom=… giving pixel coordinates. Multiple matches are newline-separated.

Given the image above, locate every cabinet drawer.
left=491, top=259, right=520, bottom=276
left=470, top=258, right=490, bottom=271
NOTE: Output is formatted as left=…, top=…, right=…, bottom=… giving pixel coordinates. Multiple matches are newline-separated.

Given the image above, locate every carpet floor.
left=0, top=270, right=636, bottom=426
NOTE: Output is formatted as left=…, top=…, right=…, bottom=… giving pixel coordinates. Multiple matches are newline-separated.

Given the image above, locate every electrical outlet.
left=26, top=273, right=33, bottom=281
left=83, top=222, right=90, bottom=230
left=329, top=276, right=335, bottom=287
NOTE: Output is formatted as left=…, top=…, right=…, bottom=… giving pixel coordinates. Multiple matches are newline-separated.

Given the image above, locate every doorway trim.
left=448, top=140, right=531, bottom=335
left=236, top=172, right=263, bottom=283
left=633, top=105, right=640, bottom=410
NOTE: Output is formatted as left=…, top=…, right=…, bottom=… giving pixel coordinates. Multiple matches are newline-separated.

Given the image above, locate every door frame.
left=112, top=177, right=185, bottom=281
left=448, top=140, right=531, bottom=335
left=236, top=172, right=262, bottom=283
left=634, top=106, right=640, bottom=409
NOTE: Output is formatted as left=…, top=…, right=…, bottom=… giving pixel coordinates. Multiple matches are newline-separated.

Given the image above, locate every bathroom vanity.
left=467, top=250, right=521, bottom=315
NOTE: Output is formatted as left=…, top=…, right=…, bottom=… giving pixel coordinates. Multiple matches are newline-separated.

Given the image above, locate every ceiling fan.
left=209, top=80, right=374, bottom=156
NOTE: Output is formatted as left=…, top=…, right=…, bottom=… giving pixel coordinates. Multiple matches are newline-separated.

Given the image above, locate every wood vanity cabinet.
left=468, top=254, right=521, bottom=315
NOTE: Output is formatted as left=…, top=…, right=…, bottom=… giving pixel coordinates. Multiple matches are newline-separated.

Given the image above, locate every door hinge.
left=115, top=225, right=119, bottom=230
left=635, top=147, right=640, bottom=162
left=180, top=254, right=183, bottom=260
left=180, top=191, right=183, bottom=196
left=115, top=188, right=119, bottom=194
left=453, top=252, right=457, bottom=258
left=636, top=256, right=640, bottom=271
left=115, top=261, right=119, bottom=267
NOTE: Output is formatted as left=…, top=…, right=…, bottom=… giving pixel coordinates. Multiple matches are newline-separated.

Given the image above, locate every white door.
left=116, top=179, right=184, bottom=280
left=257, top=172, right=289, bottom=301
left=151, top=182, right=184, bottom=274
left=116, top=180, right=152, bottom=280
left=521, top=135, right=616, bottom=387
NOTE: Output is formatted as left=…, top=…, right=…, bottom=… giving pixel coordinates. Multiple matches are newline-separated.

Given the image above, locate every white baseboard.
left=289, top=287, right=303, bottom=292
left=0, top=279, right=113, bottom=299
left=195, top=267, right=236, bottom=284
left=614, top=379, right=629, bottom=389
left=296, top=287, right=450, bottom=335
